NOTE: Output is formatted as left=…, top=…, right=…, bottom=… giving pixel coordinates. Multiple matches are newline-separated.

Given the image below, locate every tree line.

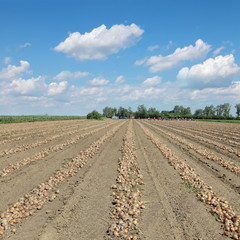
left=87, top=103, right=240, bottom=120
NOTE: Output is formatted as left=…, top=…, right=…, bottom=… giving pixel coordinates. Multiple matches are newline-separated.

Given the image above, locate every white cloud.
left=120, top=87, right=165, bottom=101
left=148, top=45, right=159, bottom=51
left=142, top=75, right=162, bottom=87
left=53, top=70, right=89, bottom=81
left=89, top=77, right=109, bottom=86
left=3, top=57, right=11, bottom=64
left=79, top=87, right=102, bottom=95
left=0, top=60, right=31, bottom=81
left=96, top=97, right=107, bottom=103
left=190, top=81, right=240, bottom=101
left=177, top=54, right=240, bottom=89
left=20, top=42, right=31, bottom=48
left=134, top=57, right=147, bottom=66
left=8, top=76, right=47, bottom=95
left=48, top=81, right=68, bottom=96
left=115, top=75, right=125, bottom=84
left=136, top=39, right=211, bottom=73
left=143, top=87, right=164, bottom=97
left=54, top=23, right=144, bottom=60
left=213, top=46, right=224, bottom=56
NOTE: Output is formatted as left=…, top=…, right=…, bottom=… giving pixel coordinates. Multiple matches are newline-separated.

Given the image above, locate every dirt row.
left=0, top=119, right=239, bottom=239
left=150, top=121, right=240, bottom=167
left=138, top=120, right=240, bottom=239
left=0, top=120, right=125, bottom=238
left=0, top=120, right=108, bottom=156
left=158, top=121, right=240, bottom=148
left=142, top=120, right=240, bottom=194
left=0, top=120, right=101, bottom=148
left=0, top=120, right=87, bottom=138
left=161, top=120, right=240, bottom=138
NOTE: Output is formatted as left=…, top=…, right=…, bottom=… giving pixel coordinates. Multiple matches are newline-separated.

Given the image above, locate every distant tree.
left=216, top=104, right=224, bottom=116
left=172, top=105, right=191, bottom=117
left=222, top=103, right=231, bottom=117
left=183, top=107, right=191, bottom=116
left=127, top=107, right=133, bottom=118
left=117, top=106, right=128, bottom=117
left=160, top=110, right=171, bottom=118
left=235, top=104, right=240, bottom=117
left=102, top=106, right=117, bottom=118
left=194, top=109, right=203, bottom=116
left=87, top=110, right=102, bottom=120
left=148, top=107, right=160, bottom=118
left=135, top=104, right=148, bottom=118
left=203, top=105, right=215, bottom=117
left=173, top=105, right=181, bottom=114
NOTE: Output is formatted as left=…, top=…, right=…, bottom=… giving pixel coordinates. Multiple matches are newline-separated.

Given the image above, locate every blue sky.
left=0, top=0, right=240, bottom=115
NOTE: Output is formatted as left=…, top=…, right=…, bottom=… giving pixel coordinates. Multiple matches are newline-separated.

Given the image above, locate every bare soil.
left=0, top=119, right=239, bottom=239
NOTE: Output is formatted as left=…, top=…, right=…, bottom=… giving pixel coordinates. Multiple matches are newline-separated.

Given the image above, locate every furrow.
left=0, top=121, right=125, bottom=237
left=137, top=121, right=240, bottom=239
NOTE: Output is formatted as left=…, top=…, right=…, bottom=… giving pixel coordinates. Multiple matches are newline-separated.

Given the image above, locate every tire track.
left=134, top=125, right=183, bottom=240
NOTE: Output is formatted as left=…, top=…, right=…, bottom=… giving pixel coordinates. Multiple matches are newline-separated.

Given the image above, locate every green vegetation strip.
left=0, top=115, right=86, bottom=124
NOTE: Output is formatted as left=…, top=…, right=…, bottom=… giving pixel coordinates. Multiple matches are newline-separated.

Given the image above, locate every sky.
left=0, top=0, right=240, bottom=116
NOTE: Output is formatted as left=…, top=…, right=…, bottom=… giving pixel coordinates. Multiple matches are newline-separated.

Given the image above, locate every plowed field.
left=0, top=119, right=239, bottom=240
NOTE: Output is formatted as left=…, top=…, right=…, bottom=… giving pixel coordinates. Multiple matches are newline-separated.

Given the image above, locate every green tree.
left=102, top=106, right=115, bottom=118
left=216, top=104, right=224, bottom=116
left=148, top=107, right=160, bottom=118
left=173, top=105, right=181, bottom=114
left=222, top=103, right=231, bottom=118
left=117, top=106, right=128, bottom=117
left=135, top=104, right=148, bottom=118
left=194, top=109, right=203, bottom=116
left=183, top=107, right=191, bottom=116
left=87, top=110, right=102, bottom=120
left=127, top=107, right=133, bottom=118
left=203, top=105, right=215, bottom=117
left=235, top=104, right=240, bottom=117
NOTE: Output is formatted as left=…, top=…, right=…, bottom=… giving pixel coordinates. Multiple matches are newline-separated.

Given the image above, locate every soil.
left=0, top=119, right=239, bottom=239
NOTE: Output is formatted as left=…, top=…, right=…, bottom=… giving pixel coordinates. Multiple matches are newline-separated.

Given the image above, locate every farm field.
left=0, top=119, right=240, bottom=240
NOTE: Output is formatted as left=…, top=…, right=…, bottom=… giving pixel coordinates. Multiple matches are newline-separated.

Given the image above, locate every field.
left=0, top=119, right=240, bottom=240
left=0, top=116, right=86, bottom=124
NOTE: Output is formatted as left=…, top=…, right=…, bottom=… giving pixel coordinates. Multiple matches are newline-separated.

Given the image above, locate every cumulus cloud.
left=120, top=87, right=165, bottom=101
left=177, top=54, right=240, bottom=89
left=213, top=46, right=224, bottom=56
left=48, top=81, right=68, bottom=96
left=115, top=75, right=125, bottom=84
left=8, top=76, right=47, bottom=95
left=189, top=81, right=240, bottom=101
left=148, top=45, right=159, bottom=51
left=19, top=42, right=31, bottom=48
left=54, top=24, right=144, bottom=60
left=3, top=57, right=11, bottom=64
left=142, top=75, right=162, bottom=87
left=79, top=87, right=101, bottom=95
left=0, top=60, right=31, bottom=81
left=53, top=70, right=89, bottom=81
left=136, top=39, right=211, bottom=73
left=89, top=77, right=109, bottom=86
